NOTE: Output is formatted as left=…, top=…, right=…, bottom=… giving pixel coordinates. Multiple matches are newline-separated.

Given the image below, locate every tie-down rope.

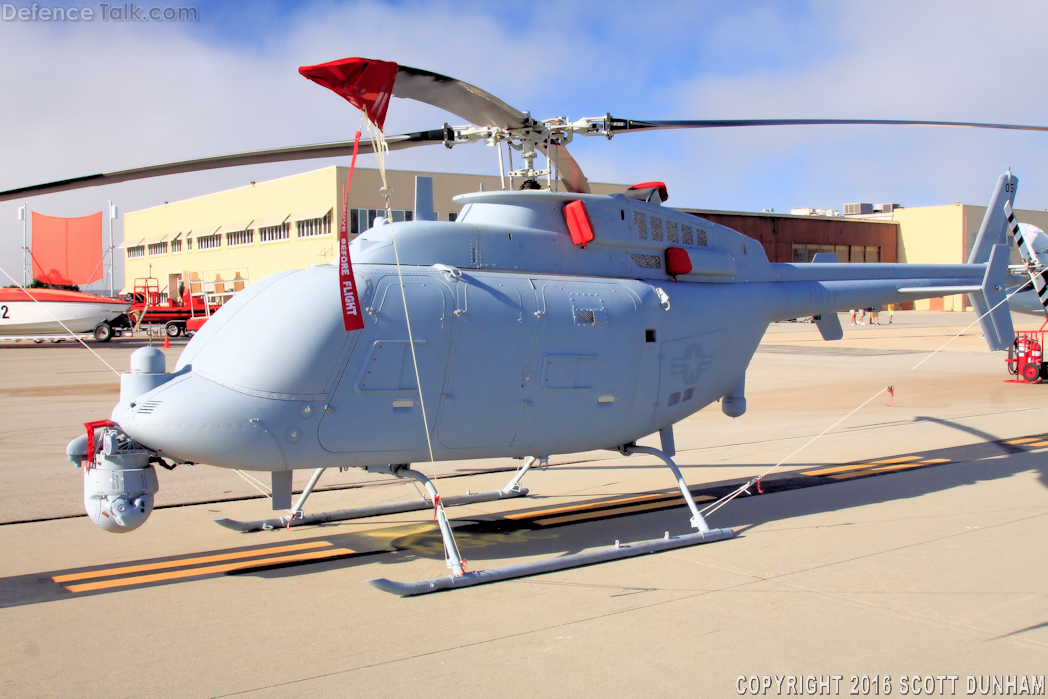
left=362, top=115, right=438, bottom=469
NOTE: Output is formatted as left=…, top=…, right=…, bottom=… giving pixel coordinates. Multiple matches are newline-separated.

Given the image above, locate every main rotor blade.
left=608, top=117, right=1048, bottom=133
left=537, top=142, right=590, bottom=194
left=392, top=65, right=530, bottom=130
left=0, top=129, right=446, bottom=202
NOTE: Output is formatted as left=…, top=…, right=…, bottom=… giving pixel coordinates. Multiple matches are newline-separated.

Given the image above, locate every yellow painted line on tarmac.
left=52, top=541, right=332, bottom=583
left=535, top=495, right=715, bottom=527
left=803, top=456, right=922, bottom=477
left=828, top=459, right=949, bottom=481
left=1003, top=436, right=1046, bottom=445
left=505, top=492, right=675, bottom=521
left=63, top=548, right=356, bottom=593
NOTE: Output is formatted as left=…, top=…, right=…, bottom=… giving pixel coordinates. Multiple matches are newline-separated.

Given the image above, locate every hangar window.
left=147, top=242, right=168, bottom=256
left=226, top=230, right=253, bottom=247
left=351, top=209, right=415, bottom=233
left=792, top=243, right=837, bottom=263
left=170, top=238, right=182, bottom=253
left=864, top=246, right=881, bottom=263
left=126, top=245, right=145, bottom=259
left=197, top=234, right=221, bottom=250
left=347, top=209, right=402, bottom=225
left=297, top=213, right=332, bottom=238
left=259, top=223, right=289, bottom=242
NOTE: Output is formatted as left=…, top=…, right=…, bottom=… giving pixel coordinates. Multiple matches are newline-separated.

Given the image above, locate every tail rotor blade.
left=1005, top=201, right=1048, bottom=316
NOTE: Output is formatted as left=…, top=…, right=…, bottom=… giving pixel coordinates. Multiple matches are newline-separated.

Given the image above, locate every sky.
left=3, top=0, right=1048, bottom=290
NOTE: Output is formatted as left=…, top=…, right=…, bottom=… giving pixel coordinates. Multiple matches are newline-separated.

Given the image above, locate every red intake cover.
left=666, top=247, right=692, bottom=278
left=299, top=57, right=399, bottom=131
left=564, top=200, right=595, bottom=248
left=628, top=181, right=669, bottom=202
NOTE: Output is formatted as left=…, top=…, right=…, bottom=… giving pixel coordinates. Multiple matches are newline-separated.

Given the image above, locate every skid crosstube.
left=367, top=527, right=736, bottom=596
left=212, top=487, right=529, bottom=533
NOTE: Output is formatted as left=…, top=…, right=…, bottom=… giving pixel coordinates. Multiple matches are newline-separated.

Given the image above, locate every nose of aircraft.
left=110, top=264, right=362, bottom=471
left=113, top=371, right=289, bottom=470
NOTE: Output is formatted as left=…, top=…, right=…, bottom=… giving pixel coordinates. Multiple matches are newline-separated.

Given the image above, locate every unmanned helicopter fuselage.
left=111, top=188, right=999, bottom=474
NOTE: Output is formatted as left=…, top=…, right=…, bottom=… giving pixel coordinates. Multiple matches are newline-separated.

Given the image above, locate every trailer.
left=111, top=278, right=220, bottom=337
left=1006, top=330, right=1048, bottom=383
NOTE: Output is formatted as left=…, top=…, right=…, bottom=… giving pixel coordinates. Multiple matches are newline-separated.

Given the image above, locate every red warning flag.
left=31, top=211, right=103, bottom=285
left=299, top=57, right=399, bottom=132
left=337, top=131, right=365, bottom=332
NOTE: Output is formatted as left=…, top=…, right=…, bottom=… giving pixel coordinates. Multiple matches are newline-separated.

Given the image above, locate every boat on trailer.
left=0, top=287, right=130, bottom=341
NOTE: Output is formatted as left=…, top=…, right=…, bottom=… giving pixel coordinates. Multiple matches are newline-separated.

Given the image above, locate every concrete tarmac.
left=0, top=312, right=1045, bottom=697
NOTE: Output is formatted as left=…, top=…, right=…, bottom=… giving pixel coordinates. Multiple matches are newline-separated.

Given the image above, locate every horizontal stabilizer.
left=898, top=285, right=980, bottom=295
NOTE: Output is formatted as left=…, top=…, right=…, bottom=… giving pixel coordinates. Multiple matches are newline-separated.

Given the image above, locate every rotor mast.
left=443, top=113, right=611, bottom=191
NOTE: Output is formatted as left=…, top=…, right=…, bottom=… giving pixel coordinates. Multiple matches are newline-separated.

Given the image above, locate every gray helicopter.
left=4, top=57, right=1038, bottom=596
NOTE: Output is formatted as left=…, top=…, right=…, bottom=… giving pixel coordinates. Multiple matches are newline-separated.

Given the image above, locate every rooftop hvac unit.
left=790, top=207, right=816, bottom=216
left=844, top=203, right=873, bottom=215
left=874, top=203, right=901, bottom=213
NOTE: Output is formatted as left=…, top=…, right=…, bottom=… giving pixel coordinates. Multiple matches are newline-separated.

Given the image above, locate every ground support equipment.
left=1006, top=330, right=1048, bottom=383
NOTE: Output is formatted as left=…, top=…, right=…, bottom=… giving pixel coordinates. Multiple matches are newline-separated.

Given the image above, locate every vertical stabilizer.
left=968, top=170, right=1017, bottom=264
left=968, top=244, right=1014, bottom=350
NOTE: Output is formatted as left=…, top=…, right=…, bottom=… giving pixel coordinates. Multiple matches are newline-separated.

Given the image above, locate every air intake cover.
left=666, top=247, right=692, bottom=279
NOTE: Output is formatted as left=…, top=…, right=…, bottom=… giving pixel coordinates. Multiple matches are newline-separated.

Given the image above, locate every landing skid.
left=214, top=457, right=538, bottom=533
left=369, top=427, right=737, bottom=596
left=367, top=527, right=736, bottom=596
left=213, top=487, right=529, bottom=532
